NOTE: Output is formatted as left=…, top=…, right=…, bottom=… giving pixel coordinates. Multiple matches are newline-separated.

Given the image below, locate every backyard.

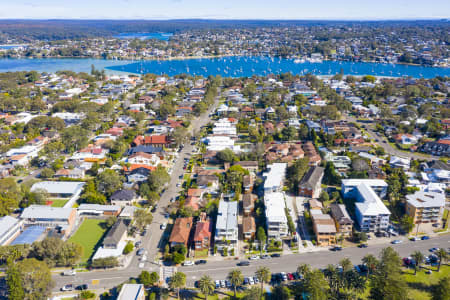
left=69, top=219, right=108, bottom=263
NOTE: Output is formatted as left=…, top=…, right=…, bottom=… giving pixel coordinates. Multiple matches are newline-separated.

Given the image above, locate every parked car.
left=358, top=244, right=368, bottom=248
left=391, top=240, right=402, bottom=244
left=261, top=254, right=271, bottom=259
left=195, top=260, right=207, bottom=265
left=243, top=277, right=249, bottom=285
left=429, top=247, right=439, bottom=252
left=248, top=277, right=255, bottom=285
left=249, top=255, right=260, bottom=260
left=226, top=280, right=232, bottom=288
left=287, top=273, right=294, bottom=280
left=330, top=246, right=342, bottom=251
left=61, top=284, right=74, bottom=291
left=410, top=236, right=420, bottom=241
left=238, top=261, right=250, bottom=266
left=220, top=280, right=226, bottom=288
left=421, top=236, right=430, bottom=240
left=183, top=261, right=194, bottom=266
left=281, top=272, right=288, bottom=281
left=215, top=280, right=220, bottom=289
left=160, top=223, right=167, bottom=230
left=76, top=284, right=88, bottom=290
left=62, top=270, right=76, bottom=276
left=137, top=248, right=145, bottom=256
left=271, top=253, right=281, bottom=258
left=254, top=277, right=259, bottom=284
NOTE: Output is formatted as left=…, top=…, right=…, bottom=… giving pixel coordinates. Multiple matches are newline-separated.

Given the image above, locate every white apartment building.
left=215, top=200, right=238, bottom=249
left=204, top=136, right=241, bottom=152
left=264, top=192, right=289, bottom=239
left=342, top=179, right=390, bottom=232
left=263, top=163, right=287, bottom=193
left=212, top=118, right=237, bottom=136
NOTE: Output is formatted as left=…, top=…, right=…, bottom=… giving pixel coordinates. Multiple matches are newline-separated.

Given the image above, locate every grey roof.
left=216, top=200, right=238, bottom=231
left=355, top=184, right=391, bottom=216
left=427, top=160, right=450, bottom=171
left=118, top=284, right=144, bottom=300
left=0, top=216, right=20, bottom=238
left=330, top=204, right=353, bottom=225
left=111, top=189, right=137, bottom=201
left=21, top=205, right=74, bottom=220
left=30, top=181, right=85, bottom=195
left=103, top=219, right=128, bottom=246
left=126, top=146, right=163, bottom=155
left=299, top=166, right=324, bottom=189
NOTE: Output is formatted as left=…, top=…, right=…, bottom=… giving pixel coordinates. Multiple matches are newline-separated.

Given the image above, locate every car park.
left=183, top=261, right=194, bottom=266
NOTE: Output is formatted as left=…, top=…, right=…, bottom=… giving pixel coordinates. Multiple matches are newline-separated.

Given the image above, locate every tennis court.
left=11, top=226, right=46, bottom=245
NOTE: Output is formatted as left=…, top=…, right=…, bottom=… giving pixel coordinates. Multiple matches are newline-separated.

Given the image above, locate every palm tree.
left=228, top=269, right=244, bottom=298
left=323, top=264, right=340, bottom=294
left=255, top=266, right=271, bottom=297
left=169, top=272, right=186, bottom=299
left=435, top=248, right=448, bottom=272
left=296, top=263, right=311, bottom=279
left=410, top=251, right=425, bottom=275
left=362, top=254, right=378, bottom=278
left=197, top=275, right=215, bottom=300
left=340, top=258, right=353, bottom=272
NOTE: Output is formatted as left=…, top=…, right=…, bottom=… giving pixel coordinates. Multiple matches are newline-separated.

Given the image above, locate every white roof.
left=264, top=192, right=287, bottom=223
left=0, top=216, right=20, bottom=238
left=216, top=200, right=238, bottom=231
left=355, top=184, right=391, bottom=216
left=118, top=284, right=144, bottom=300
left=406, top=191, right=445, bottom=208
left=21, top=205, right=74, bottom=220
left=31, top=181, right=85, bottom=195
left=342, top=179, right=388, bottom=188
left=263, top=163, right=287, bottom=191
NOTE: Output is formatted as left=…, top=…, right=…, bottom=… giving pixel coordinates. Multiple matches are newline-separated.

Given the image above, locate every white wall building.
left=264, top=192, right=289, bottom=239
left=214, top=200, right=238, bottom=249
left=0, top=216, right=23, bottom=246
left=263, top=163, right=287, bottom=193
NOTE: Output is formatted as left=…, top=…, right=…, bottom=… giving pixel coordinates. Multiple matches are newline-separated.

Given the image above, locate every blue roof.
left=11, top=226, right=46, bottom=245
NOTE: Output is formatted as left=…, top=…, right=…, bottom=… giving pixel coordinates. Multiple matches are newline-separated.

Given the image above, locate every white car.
left=220, top=280, right=226, bottom=288
left=62, top=270, right=76, bottom=276
left=140, top=255, right=147, bottom=262
left=249, top=255, right=260, bottom=260
left=138, top=262, right=145, bottom=268
left=183, top=261, right=194, bottom=266
left=248, top=277, right=255, bottom=285
left=161, top=223, right=167, bottom=230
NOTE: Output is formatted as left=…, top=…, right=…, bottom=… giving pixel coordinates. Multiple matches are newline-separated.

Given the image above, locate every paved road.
left=345, top=115, right=437, bottom=161
left=54, top=234, right=449, bottom=291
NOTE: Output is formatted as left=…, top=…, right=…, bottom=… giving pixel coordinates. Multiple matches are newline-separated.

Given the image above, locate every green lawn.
left=69, top=219, right=108, bottom=262
left=49, top=199, right=68, bottom=207
left=195, top=249, right=209, bottom=258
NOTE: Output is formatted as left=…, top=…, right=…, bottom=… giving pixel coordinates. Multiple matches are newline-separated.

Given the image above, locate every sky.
left=0, top=0, right=449, bottom=20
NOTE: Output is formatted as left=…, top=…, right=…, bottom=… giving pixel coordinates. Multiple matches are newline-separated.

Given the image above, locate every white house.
left=263, top=163, right=287, bottom=193
left=264, top=192, right=289, bottom=239
left=214, top=200, right=238, bottom=249
left=0, top=216, right=23, bottom=246
left=203, top=136, right=241, bottom=152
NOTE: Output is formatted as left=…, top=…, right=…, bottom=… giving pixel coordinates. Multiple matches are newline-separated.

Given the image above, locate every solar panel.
left=11, top=226, right=46, bottom=245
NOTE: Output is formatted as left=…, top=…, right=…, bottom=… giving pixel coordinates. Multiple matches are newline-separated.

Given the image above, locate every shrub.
left=123, top=241, right=134, bottom=255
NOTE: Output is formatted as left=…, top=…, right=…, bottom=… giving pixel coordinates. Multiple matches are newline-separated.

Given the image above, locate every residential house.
left=243, top=194, right=256, bottom=216
left=133, top=135, right=170, bottom=147
left=330, top=204, right=353, bottom=237
left=233, top=161, right=259, bottom=173
left=394, top=133, right=418, bottom=145
left=298, top=166, right=324, bottom=198
left=193, top=214, right=212, bottom=250
left=311, top=210, right=337, bottom=246
left=102, top=219, right=128, bottom=249
left=169, top=217, right=193, bottom=248
left=110, top=190, right=138, bottom=206
left=243, top=216, right=256, bottom=241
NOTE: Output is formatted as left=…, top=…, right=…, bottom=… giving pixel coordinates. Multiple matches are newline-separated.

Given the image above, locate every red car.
left=287, top=273, right=294, bottom=280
